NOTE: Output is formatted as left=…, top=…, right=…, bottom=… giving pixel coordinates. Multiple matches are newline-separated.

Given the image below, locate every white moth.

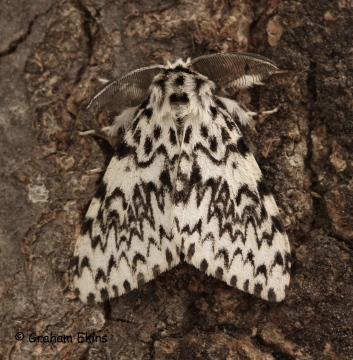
left=73, top=53, right=291, bottom=303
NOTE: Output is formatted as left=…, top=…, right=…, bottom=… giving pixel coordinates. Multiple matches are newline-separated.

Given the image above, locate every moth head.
left=86, top=53, right=278, bottom=114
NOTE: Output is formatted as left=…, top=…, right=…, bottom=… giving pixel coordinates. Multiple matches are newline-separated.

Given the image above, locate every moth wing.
left=173, top=106, right=290, bottom=301
left=73, top=111, right=180, bottom=303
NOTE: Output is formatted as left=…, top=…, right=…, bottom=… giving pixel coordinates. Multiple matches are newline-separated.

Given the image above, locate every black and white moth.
left=73, top=53, right=291, bottom=304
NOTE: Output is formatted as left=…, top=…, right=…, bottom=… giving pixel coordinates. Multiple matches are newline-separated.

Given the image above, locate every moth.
left=73, top=52, right=291, bottom=304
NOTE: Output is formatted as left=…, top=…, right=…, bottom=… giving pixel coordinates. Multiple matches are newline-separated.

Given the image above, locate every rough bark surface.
left=1, top=0, right=352, bottom=359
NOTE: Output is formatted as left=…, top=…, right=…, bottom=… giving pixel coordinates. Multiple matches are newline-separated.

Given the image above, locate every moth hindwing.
left=73, top=53, right=290, bottom=304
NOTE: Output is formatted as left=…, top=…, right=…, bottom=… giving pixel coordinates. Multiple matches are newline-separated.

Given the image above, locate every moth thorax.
left=163, top=71, right=190, bottom=129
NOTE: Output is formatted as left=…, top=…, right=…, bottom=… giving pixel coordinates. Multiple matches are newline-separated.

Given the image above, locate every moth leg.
left=246, top=106, right=278, bottom=117
left=78, top=126, right=111, bottom=136
left=86, top=167, right=105, bottom=174
left=78, top=127, right=111, bottom=174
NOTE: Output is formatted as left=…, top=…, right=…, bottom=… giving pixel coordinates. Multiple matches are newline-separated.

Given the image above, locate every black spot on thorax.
left=169, top=92, right=189, bottom=104
left=174, top=75, right=184, bottom=86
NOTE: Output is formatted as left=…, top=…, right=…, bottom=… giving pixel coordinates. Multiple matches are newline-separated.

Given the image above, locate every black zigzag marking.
left=115, top=142, right=179, bottom=168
